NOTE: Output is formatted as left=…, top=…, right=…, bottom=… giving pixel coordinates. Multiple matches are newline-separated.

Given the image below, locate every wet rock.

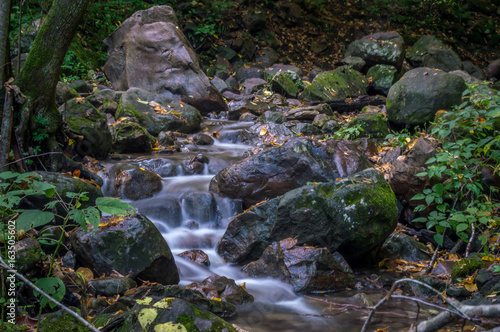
left=293, top=123, right=322, bottom=136
left=55, top=82, right=80, bottom=106
left=345, top=31, right=405, bottom=71
left=116, top=88, right=201, bottom=136
left=269, top=71, right=302, bottom=98
left=88, top=277, right=137, bottom=296
left=158, top=131, right=175, bottom=147
left=182, top=192, right=218, bottom=224
left=409, top=277, right=446, bottom=297
left=86, top=89, right=123, bottom=115
left=257, top=111, right=287, bottom=124
left=110, top=119, right=156, bottom=153
left=61, top=98, right=112, bottom=158
left=486, top=58, right=500, bottom=80
left=210, top=137, right=371, bottom=207
left=239, top=112, right=257, bottom=121
left=70, top=213, right=179, bottom=285
left=182, top=154, right=209, bottom=175
left=407, top=35, right=463, bottom=72
left=322, top=120, right=340, bottom=134
left=140, top=158, right=177, bottom=177
left=217, top=168, right=398, bottom=264
left=62, top=251, right=76, bottom=270
left=107, top=163, right=162, bottom=200
left=15, top=238, right=43, bottom=275
left=133, top=197, right=182, bottom=227
left=228, top=100, right=276, bottom=120
left=103, top=6, right=227, bottom=114
left=211, top=76, right=229, bottom=93
left=446, top=285, right=471, bottom=300
left=366, top=64, right=398, bottom=96
left=378, top=232, right=430, bottom=262
left=225, top=76, right=239, bottom=92
left=188, top=274, right=254, bottom=305
left=69, top=80, right=92, bottom=94
left=186, top=220, right=200, bottom=229
left=243, top=238, right=354, bottom=292
left=193, top=133, right=214, bottom=145
left=301, top=66, right=368, bottom=101
left=387, top=67, right=466, bottom=126
left=178, top=249, right=211, bottom=266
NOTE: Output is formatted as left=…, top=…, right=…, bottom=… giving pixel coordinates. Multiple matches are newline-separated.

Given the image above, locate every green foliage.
left=60, top=50, right=88, bottom=82
left=450, top=255, right=485, bottom=280
left=384, top=129, right=414, bottom=148
left=411, top=84, right=500, bottom=250
left=331, top=124, right=364, bottom=140
left=0, top=171, right=135, bottom=314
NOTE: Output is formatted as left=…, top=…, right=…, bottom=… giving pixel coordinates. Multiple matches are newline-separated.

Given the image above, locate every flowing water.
left=102, top=119, right=435, bottom=331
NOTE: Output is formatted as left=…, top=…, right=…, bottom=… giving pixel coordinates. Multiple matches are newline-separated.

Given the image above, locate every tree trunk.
left=14, top=0, right=90, bottom=171
left=0, top=0, right=11, bottom=87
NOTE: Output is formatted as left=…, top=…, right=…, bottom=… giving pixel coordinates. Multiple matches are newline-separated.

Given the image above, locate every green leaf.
left=456, top=223, right=469, bottom=232
left=411, top=194, right=425, bottom=200
left=34, top=277, right=65, bottom=309
left=434, top=233, right=444, bottom=246
left=488, top=107, right=500, bottom=118
left=0, top=171, right=20, bottom=180
left=451, top=214, right=466, bottom=222
left=412, top=217, right=427, bottom=223
left=425, top=195, right=435, bottom=206
left=96, top=197, right=135, bottom=216
left=17, top=210, right=55, bottom=231
left=31, top=181, right=56, bottom=198
left=416, top=172, right=428, bottom=177
left=432, top=183, right=444, bottom=197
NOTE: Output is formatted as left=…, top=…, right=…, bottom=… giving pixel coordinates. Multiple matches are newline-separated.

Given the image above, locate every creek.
left=101, top=119, right=433, bottom=331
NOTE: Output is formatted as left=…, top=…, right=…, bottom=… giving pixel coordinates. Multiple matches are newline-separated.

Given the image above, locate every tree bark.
left=14, top=0, right=90, bottom=170
left=0, top=0, right=11, bottom=86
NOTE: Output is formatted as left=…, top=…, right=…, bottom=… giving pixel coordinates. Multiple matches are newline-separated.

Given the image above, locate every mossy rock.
left=56, top=82, right=80, bottom=106
left=366, top=64, right=398, bottom=96
left=39, top=310, right=91, bottom=332
left=257, top=111, right=287, bottom=124
left=93, top=297, right=236, bottom=332
left=217, top=168, right=398, bottom=264
left=407, top=35, right=463, bottom=72
left=451, top=255, right=486, bottom=281
left=271, top=72, right=301, bottom=97
left=116, top=88, right=201, bottom=136
left=110, top=120, right=156, bottom=153
left=14, top=238, right=44, bottom=275
left=60, top=98, right=112, bottom=158
left=345, top=112, right=389, bottom=139
left=301, top=66, right=368, bottom=101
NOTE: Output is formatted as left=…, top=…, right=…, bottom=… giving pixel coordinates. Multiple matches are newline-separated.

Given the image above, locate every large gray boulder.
left=216, top=168, right=398, bottom=264
left=210, top=137, right=371, bottom=208
left=70, top=213, right=179, bottom=285
left=103, top=6, right=227, bottom=114
left=407, top=35, right=463, bottom=72
left=116, top=88, right=201, bottom=135
left=344, top=31, right=405, bottom=71
left=386, top=68, right=467, bottom=126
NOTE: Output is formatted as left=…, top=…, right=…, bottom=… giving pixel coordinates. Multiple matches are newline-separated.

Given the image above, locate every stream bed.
left=101, top=119, right=436, bottom=331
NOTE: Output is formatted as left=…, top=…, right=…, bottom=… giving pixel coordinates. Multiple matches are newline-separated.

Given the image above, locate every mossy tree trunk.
left=14, top=0, right=90, bottom=171
left=0, top=0, right=11, bottom=87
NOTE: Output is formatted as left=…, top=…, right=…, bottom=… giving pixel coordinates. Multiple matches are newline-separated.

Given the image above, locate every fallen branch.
left=0, top=255, right=99, bottom=332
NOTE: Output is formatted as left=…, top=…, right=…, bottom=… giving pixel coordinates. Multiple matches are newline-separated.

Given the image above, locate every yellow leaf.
left=68, top=139, right=75, bottom=146
left=464, top=283, right=478, bottom=292
left=448, top=254, right=460, bottom=262
left=210, top=297, right=222, bottom=302
left=260, top=128, right=268, bottom=136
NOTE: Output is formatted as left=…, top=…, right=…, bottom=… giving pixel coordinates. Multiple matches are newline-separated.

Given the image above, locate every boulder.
left=293, top=123, right=322, bottom=136
left=210, top=137, right=371, bottom=207
left=70, top=213, right=179, bottom=285
left=243, top=238, right=354, bottom=292
left=386, top=68, right=467, bottom=126
left=407, top=35, right=462, bottom=72
left=192, top=133, right=214, bottom=145
left=255, top=47, right=279, bottom=66
left=217, top=168, right=398, bottom=264
left=286, top=104, right=333, bottom=121
left=235, top=65, right=265, bottom=82
left=341, top=56, right=366, bottom=72
left=486, top=59, right=500, bottom=80
left=86, top=89, right=123, bottom=116
left=257, top=111, right=287, bottom=124
left=345, top=111, right=389, bottom=139
left=270, top=71, right=301, bottom=97
left=140, top=158, right=177, bottom=177
left=240, top=77, right=267, bottom=94
left=188, top=274, right=254, bottom=305
left=265, top=64, right=302, bottom=80
left=243, top=10, right=267, bottom=33
left=366, top=64, right=398, bottom=96
left=60, top=98, right=112, bottom=158
left=181, top=192, right=218, bottom=224
left=109, top=119, right=156, bottom=153
left=178, top=250, right=211, bottom=266
left=344, top=31, right=405, bottom=71
left=132, top=197, right=182, bottom=228
left=103, top=6, right=227, bottom=114
left=378, top=232, right=430, bottom=262
left=462, top=61, right=485, bottom=80
left=106, top=162, right=162, bottom=200
left=93, top=297, right=236, bottom=331
left=55, top=82, right=80, bottom=106
left=116, top=88, right=201, bottom=136
left=301, top=66, right=368, bottom=101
